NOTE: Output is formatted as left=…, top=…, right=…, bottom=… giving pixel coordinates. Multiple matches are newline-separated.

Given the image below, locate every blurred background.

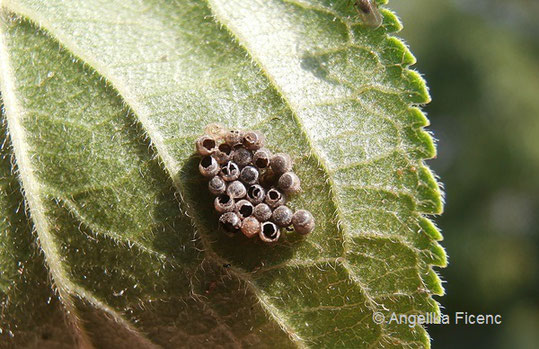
left=388, top=0, right=539, bottom=348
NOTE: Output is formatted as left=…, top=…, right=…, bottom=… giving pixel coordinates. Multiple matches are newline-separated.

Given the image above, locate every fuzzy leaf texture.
left=0, top=0, right=446, bottom=348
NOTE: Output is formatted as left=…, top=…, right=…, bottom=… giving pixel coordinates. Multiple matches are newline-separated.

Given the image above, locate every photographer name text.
left=372, top=311, right=502, bottom=327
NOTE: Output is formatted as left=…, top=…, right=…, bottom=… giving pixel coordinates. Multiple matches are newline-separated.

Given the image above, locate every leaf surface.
left=0, top=0, right=445, bottom=347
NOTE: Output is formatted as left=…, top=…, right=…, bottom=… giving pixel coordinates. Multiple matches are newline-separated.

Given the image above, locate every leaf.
left=0, top=0, right=446, bottom=347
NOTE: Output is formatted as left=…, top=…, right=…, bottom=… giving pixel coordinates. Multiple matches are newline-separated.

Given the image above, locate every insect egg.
left=226, top=180, right=247, bottom=199
left=205, top=123, right=227, bottom=140
left=213, top=143, right=234, bottom=164
left=259, top=222, right=280, bottom=242
left=235, top=199, right=255, bottom=219
left=220, top=161, right=240, bottom=181
left=272, top=205, right=293, bottom=227
left=199, top=156, right=219, bottom=177
left=278, top=171, right=301, bottom=194
left=243, top=130, right=265, bottom=150
left=265, top=188, right=285, bottom=208
left=292, top=209, right=315, bottom=235
left=214, top=194, right=235, bottom=213
left=219, top=212, right=241, bottom=234
left=253, top=148, right=272, bottom=168
left=208, top=176, right=226, bottom=195
left=213, top=194, right=235, bottom=213
left=233, top=147, right=253, bottom=167
left=270, top=153, right=292, bottom=175
left=241, top=216, right=261, bottom=238
left=240, top=166, right=259, bottom=185
left=259, top=168, right=277, bottom=187
left=253, top=203, right=272, bottom=222
left=247, top=184, right=265, bottom=204
left=225, top=129, right=243, bottom=146
left=195, top=135, right=217, bottom=156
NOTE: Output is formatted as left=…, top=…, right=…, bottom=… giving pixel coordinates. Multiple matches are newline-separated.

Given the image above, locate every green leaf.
left=0, top=0, right=445, bottom=347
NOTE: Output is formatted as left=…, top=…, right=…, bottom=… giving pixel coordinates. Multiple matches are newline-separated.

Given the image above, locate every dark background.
left=388, top=0, right=539, bottom=348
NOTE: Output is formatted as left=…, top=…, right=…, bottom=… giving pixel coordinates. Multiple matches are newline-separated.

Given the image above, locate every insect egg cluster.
left=196, top=125, right=315, bottom=243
